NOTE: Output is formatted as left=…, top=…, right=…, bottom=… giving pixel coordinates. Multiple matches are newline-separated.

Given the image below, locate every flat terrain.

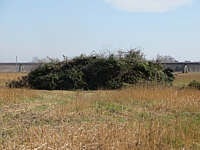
left=0, top=73, right=200, bottom=150
left=173, top=72, right=200, bottom=87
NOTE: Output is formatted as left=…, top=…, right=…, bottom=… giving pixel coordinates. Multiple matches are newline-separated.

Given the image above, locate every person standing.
left=183, top=65, right=189, bottom=73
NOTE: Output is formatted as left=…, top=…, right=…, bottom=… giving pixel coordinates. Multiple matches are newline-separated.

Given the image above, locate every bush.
left=27, top=62, right=61, bottom=90
left=163, top=68, right=175, bottom=83
left=82, top=56, right=121, bottom=90
left=27, top=61, right=87, bottom=90
left=188, top=80, right=200, bottom=90
left=7, top=50, right=175, bottom=90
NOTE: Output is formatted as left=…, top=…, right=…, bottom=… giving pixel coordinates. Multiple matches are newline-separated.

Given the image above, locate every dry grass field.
left=0, top=73, right=26, bottom=87
left=173, top=72, right=200, bottom=87
left=0, top=73, right=200, bottom=150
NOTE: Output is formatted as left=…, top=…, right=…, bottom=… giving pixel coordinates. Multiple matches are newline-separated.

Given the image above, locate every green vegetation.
left=188, top=80, right=200, bottom=90
left=7, top=50, right=174, bottom=90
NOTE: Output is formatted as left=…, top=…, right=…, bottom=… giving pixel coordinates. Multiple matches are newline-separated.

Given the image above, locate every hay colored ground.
left=0, top=73, right=200, bottom=150
left=173, top=72, right=200, bottom=87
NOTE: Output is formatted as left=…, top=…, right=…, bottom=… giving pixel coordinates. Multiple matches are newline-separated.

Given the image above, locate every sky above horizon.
left=0, top=0, right=200, bottom=62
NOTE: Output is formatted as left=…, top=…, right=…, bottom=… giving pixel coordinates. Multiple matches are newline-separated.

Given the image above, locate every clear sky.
left=0, top=0, right=200, bottom=62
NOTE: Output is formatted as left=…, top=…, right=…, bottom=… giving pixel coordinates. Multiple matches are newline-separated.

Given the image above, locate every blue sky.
left=0, top=0, right=199, bottom=62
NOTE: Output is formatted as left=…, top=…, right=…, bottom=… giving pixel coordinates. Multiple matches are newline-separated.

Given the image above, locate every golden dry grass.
left=173, top=72, right=200, bottom=87
left=0, top=73, right=36, bottom=105
left=0, top=73, right=200, bottom=149
left=0, top=73, right=26, bottom=86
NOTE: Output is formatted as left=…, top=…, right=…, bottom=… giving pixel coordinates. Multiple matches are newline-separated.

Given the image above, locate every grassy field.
left=173, top=72, right=200, bottom=87
left=0, top=73, right=200, bottom=149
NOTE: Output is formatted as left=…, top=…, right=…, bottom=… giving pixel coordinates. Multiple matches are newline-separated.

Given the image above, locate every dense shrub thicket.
left=8, top=50, right=174, bottom=90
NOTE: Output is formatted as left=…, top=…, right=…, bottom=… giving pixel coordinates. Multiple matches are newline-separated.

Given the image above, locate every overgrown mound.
left=8, top=50, right=174, bottom=90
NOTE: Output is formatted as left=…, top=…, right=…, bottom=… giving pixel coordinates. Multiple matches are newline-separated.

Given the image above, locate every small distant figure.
left=18, top=64, right=24, bottom=72
left=18, top=64, right=21, bottom=72
left=21, top=65, right=24, bottom=72
left=183, top=65, right=189, bottom=73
